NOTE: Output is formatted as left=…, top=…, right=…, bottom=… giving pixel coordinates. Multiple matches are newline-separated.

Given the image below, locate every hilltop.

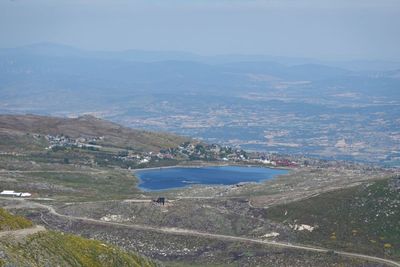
left=0, top=114, right=188, bottom=152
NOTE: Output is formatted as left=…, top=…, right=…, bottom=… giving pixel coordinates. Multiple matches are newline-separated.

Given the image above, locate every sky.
left=1, top=0, right=400, bottom=61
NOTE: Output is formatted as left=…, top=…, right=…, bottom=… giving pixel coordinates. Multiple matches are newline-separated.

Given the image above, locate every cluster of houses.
left=114, top=142, right=299, bottom=168
left=116, top=153, right=153, bottom=165
left=43, top=133, right=299, bottom=168
left=45, top=134, right=103, bottom=150
left=168, top=142, right=299, bottom=167
left=255, top=157, right=298, bottom=167
left=113, top=140, right=299, bottom=168
left=158, top=142, right=251, bottom=162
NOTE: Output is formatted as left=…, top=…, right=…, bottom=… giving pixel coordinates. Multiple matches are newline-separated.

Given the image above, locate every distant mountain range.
left=1, top=43, right=399, bottom=113
left=2, top=42, right=400, bottom=70
left=1, top=43, right=399, bottom=96
left=1, top=43, right=399, bottom=166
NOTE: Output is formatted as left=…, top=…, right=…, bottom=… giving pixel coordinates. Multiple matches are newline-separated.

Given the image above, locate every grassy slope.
left=0, top=209, right=159, bottom=267
left=0, top=208, right=33, bottom=231
left=0, top=154, right=141, bottom=201
left=1, top=231, right=159, bottom=267
left=266, top=177, right=400, bottom=260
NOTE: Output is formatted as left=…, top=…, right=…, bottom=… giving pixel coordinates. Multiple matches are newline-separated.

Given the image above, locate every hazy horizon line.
left=3, top=41, right=400, bottom=64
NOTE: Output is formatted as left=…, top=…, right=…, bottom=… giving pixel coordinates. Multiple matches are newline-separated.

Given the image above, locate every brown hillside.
left=0, top=114, right=188, bottom=152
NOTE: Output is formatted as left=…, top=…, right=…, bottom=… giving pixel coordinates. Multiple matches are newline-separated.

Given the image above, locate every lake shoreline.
left=134, top=164, right=289, bottom=191
left=132, top=162, right=289, bottom=173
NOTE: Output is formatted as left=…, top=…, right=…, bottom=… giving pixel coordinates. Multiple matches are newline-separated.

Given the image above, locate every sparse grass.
left=0, top=208, right=33, bottom=231
left=266, top=178, right=400, bottom=260
left=26, top=169, right=141, bottom=201
left=0, top=206, right=160, bottom=266
left=0, top=229, right=160, bottom=267
left=13, top=231, right=159, bottom=267
left=0, top=153, right=142, bottom=201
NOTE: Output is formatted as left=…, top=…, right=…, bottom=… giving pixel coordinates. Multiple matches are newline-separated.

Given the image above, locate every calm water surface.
left=136, top=165, right=288, bottom=191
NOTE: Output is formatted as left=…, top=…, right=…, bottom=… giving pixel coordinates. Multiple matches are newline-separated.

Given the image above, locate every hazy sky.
left=1, top=0, right=400, bottom=60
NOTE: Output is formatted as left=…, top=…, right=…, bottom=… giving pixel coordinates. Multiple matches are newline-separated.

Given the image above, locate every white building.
left=0, top=190, right=31, bottom=197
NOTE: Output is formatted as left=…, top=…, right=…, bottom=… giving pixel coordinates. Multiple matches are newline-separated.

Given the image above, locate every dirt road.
left=26, top=200, right=400, bottom=267
left=0, top=225, right=46, bottom=240
left=2, top=197, right=398, bottom=267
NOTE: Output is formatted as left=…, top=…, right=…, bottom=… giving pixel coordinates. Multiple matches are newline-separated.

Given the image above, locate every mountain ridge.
left=0, top=114, right=189, bottom=152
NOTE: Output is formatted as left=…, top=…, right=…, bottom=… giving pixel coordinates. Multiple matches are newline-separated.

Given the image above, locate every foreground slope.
left=0, top=208, right=159, bottom=267
left=1, top=231, right=159, bottom=267
left=0, top=208, right=33, bottom=231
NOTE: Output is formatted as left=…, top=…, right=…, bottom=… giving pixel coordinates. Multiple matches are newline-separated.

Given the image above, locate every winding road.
left=1, top=197, right=399, bottom=267
left=25, top=200, right=400, bottom=267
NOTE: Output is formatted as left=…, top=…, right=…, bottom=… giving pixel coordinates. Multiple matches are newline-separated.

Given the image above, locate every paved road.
left=27, top=200, right=400, bottom=267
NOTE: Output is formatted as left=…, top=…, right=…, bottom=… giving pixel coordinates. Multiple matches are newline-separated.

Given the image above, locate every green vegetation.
left=2, top=231, right=159, bottom=267
left=0, top=153, right=142, bottom=201
left=267, top=177, right=400, bottom=260
left=28, top=170, right=140, bottom=200
left=0, top=211, right=160, bottom=267
left=0, top=208, right=33, bottom=231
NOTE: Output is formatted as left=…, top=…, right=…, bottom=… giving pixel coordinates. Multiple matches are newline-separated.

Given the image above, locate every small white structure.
left=0, top=190, right=31, bottom=197
left=139, top=158, right=150, bottom=164
left=291, top=224, right=316, bottom=232
left=263, top=232, right=280, bottom=238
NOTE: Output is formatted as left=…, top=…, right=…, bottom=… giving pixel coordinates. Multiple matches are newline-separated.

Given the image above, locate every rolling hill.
left=0, top=114, right=188, bottom=152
